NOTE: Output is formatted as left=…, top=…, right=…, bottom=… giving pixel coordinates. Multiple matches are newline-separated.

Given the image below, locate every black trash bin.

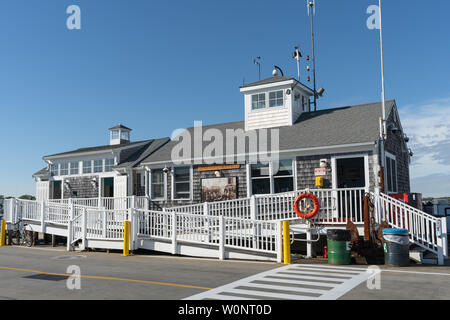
left=383, top=228, right=410, bottom=266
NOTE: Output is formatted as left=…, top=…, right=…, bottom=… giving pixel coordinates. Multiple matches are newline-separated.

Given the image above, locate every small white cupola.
left=240, top=72, right=314, bottom=131
left=109, top=124, right=132, bottom=145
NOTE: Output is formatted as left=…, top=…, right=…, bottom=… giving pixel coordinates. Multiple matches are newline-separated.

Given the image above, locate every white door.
left=114, top=175, right=128, bottom=210
left=36, top=181, right=50, bottom=201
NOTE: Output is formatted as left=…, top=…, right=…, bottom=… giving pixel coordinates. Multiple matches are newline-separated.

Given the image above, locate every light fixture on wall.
left=64, top=181, right=71, bottom=191
left=320, top=159, right=328, bottom=168
left=215, top=171, right=222, bottom=178
left=90, top=177, right=98, bottom=188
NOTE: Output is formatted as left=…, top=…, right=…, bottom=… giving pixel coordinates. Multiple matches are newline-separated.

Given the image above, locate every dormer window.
left=269, top=90, right=284, bottom=108
left=251, top=93, right=266, bottom=110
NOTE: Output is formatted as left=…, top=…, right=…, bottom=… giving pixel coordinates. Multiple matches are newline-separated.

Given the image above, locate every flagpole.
left=379, top=0, right=386, bottom=193
left=379, top=0, right=386, bottom=139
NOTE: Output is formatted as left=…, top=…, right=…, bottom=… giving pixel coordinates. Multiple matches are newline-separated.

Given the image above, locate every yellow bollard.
left=282, top=220, right=291, bottom=265
left=0, top=220, right=6, bottom=246
left=122, top=220, right=130, bottom=257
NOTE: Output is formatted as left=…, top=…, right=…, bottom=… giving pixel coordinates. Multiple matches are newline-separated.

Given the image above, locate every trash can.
left=327, top=229, right=351, bottom=265
left=383, top=228, right=410, bottom=267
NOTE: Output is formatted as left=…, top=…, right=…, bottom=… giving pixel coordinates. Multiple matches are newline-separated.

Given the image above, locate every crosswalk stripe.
left=185, top=264, right=380, bottom=300
left=241, top=282, right=329, bottom=294
left=262, top=276, right=334, bottom=288
left=277, top=270, right=352, bottom=279
left=291, top=266, right=363, bottom=275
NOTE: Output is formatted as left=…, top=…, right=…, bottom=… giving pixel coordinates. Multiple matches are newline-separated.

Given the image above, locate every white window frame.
left=248, top=160, right=295, bottom=196
left=385, top=152, right=398, bottom=193
left=94, top=159, right=103, bottom=173
left=83, top=160, right=92, bottom=174
left=50, top=164, right=59, bottom=176
left=69, top=161, right=79, bottom=175
left=60, top=162, right=69, bottom=176
left=171, top=166, right=192, bottom=201
left=251, top=93, right=266, bottom=110
left=331, top=153, right=370, bottom=191
left=268, top=90, right=284, bottom=108
left=105, top=158, right=114, bottom=172
left=150, top=168, right=166, bottom=200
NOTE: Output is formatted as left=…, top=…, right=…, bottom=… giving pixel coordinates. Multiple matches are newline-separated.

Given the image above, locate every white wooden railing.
left=135, top=209, right=281, bottom=259
left=373, top=191, right=448, bottom=263
left=2, top=188, right=447, bottom=264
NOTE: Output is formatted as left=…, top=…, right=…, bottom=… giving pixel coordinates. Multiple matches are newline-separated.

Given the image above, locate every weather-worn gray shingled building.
left=32, top=75, right=411, bottom=207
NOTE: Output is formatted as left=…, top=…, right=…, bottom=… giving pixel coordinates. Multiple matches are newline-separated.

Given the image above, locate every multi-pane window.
left=83, top=160, right=92, bottom=174
left=105, top=159, right=114, bottom=172
left=70, top=161, right=79, bottom=175
left=151, top=169, right=165, bottom=199
left=251, top=161, right=294, bottom=195
left=273, top=160, right=294, bottom=193
left=50, top=164, right=59, bottom=176
left=94, top=160, right=103, bottom=173
left=111, top=130, right=119, bottom=140
left=60, top=163, right=69, bottom=176
left=251, top=93, right=266, bottom=110
left=386, top=155, right=397, bottom=193
left=269, top=90, right=284, bottom=108
left=251, top=163, right=271, bottom=195
left=174, top=167, right=191, bottom=199
left=121, top=131, right=129, bottom=140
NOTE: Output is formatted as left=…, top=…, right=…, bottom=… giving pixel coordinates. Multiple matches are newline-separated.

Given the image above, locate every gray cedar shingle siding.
left=63, top=176, right=99, bottom=199
left=148, top=165, right=247, bottom=210
left=384, top=109, right=410, bottom=193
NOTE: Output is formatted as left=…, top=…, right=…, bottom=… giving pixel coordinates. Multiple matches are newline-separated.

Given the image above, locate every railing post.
left=219, top=216, right=225, bottom=260
left=131, top=195, right=136, bottom=210
left=276, top=221, right=283, bottom=263
left=250, top=196, right=258, bottom=249
left=102, top=209, right=107, bottom=239
left=67, top=200, right=74, bottom=251
left=441, top=217, right=448, bottom=260
left=204, top=202, right=210, bottom=242
left=130, top=208, right=137, bottom=251
left=437, top=217, right=448, bottom=265
left=171, top=212, right=177, bottom=255
left=163, top=208, right=168, bottom=238
left=40, top=201, right=46, bottom=233
left=81, top=207, right=87, bottom=251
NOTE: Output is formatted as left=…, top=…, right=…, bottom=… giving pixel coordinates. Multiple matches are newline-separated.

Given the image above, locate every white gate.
left=36, top=181, right=50, bottom=201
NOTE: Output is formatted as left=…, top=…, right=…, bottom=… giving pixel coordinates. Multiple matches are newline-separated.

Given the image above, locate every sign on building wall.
left=201, top=177, right=237, bottom=202
left=315, top=168, right=326, bottom=176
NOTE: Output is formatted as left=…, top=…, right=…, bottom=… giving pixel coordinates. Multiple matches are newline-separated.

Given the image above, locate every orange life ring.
left=294, top=193, right=320, bottom=219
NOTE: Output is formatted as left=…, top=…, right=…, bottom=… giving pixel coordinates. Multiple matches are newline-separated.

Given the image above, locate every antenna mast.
left=254, top=57, right=261, bottom=80
left=307, top=0, right=317, bottom=111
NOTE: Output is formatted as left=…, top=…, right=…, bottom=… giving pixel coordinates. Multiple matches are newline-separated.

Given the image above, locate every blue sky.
left=0, top=0, right=449, bottom=197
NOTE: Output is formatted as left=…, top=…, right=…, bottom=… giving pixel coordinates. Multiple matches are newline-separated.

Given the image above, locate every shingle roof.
left=240, top=76, right=313, bottom=92
left=141, top=100, right=395, bottom=165
left=43, top=139, right=153, bottom=159
left=114, top=137, right=171, bottom=169
left=109, top=124, right=132, bottom=131
left=32, top=167, right=49, bottom=177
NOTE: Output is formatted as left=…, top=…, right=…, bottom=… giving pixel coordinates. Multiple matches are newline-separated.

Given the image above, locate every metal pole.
left=379, top=0, right=387, bottom=138
left=378, top=0, right=387, bottom=193
left=309, top=3, right=317, bottom=111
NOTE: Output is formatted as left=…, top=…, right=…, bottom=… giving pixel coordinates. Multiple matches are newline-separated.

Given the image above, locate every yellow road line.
left=0, top=266, right=212, bottom=290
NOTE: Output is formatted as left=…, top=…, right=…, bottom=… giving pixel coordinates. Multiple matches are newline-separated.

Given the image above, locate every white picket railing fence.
left=373, top=191, right=448, bottom=262
left=2, top=188, right=448, bottom=264
left=135, top=209, right=281, bottom=258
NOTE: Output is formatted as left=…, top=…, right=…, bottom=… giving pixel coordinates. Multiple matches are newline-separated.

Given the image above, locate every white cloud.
left=398, top=98, right=450, bottom=196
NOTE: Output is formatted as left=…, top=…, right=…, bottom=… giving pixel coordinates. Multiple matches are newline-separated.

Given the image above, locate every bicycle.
left=9, top=220, right=33, bottom=247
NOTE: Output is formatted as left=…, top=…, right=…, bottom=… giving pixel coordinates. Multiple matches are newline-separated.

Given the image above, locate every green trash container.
left=327, top=229, right=351, bottom=265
